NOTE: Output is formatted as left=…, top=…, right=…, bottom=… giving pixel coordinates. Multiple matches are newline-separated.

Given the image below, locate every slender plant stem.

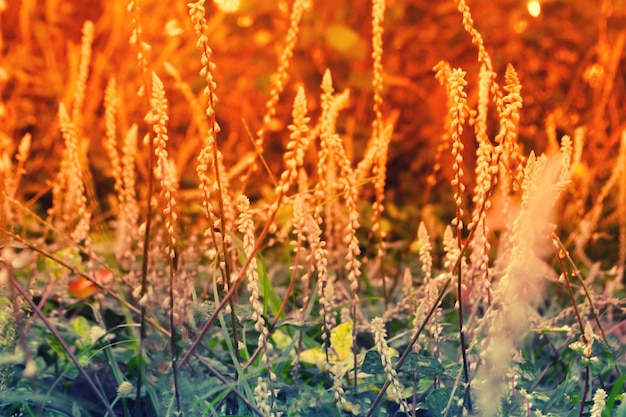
left=352, top=302, right=358, bottom=394
left=551, top=232, right=624, bottom=388
left=9, top=275, right=118, bottom=417
left=194, top=351, right=265, bottom=416
left=213, top=127, right=241, bottom=363
left=245, top=247, right=300, bottom=368
left=578, top=366, right=590, bottom=417
left=5, top=233, right=168, bottom=335
left=134, top=193, right=152, bottom=416
left=455, top=208, right=472, bottom=413
left=178, top=175, right=287, bottom=369
left=127, top=1, right=155, bottom=414
left=169, top=258, right=183, bottom=415
left=365, top=276, right=452, bottom=417
left=552, top=244, right=586, bottom=340
left=196, top=47, right=241, bottom=361
left=366, top=176, right=493, bottom=417
left=551, top=232, right=608, bottom=342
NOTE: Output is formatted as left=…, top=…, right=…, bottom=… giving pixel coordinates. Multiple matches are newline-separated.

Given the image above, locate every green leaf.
left=443, top=361, right=462, bottom=380
left=300, top=321, right=354, bottom=371
left=604, top=375, right=626, bottom=416
left=258, top=256, right=282, bottom=318
left=426, top=387, right=458, bottom=416
left=616, top=396, right=626, bottom=417
left=272, top=329, right=293, bottom=352
left=273, top=317, right=318, bottom=332
left=399, top=352, right=445, bottom=377
left=47, top=335, right=68, bottom=362
left=361, top=350, right=384, bottom=374
left=43, top=248, right=81, bottom=280
left=330, top=320, right=352, bottom=362
left=299, top=345, right=327, bottom=368
left=70, top=316, right=91, bottom=350
left=591, top=339, right=617, bottom=364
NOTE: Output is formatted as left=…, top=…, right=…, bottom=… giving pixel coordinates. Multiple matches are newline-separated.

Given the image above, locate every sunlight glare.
left=527, top=0, right=541, bottom=18
left=214, top=0, right=240, bottom=13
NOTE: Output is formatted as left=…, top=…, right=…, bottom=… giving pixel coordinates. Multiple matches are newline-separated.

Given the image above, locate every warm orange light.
left=527, top=0, right=541, bottom=18
left=214, top=0, right=240, bottom=13
left=68, top=269, right=111, bottom=299
left=68, top=277, right=98, bottom=299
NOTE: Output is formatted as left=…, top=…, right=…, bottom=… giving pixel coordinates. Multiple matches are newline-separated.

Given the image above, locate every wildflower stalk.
left=244, top=88, right=310, bottom=367
left=371, top=317, right=409, bottom=413
left=453, top=0, right=504, bottom=113
left=71, top=20, right=94, bottom=128
left=188, top=0, right=240, bottom=359
left=447, top=66, right=473, bottom=412
left=245, top=244, right=303, bottom=368
left=236, top=195, right=275, bottom=411
left=146, top=72, right=182, bottom=414
left=179, top=160, right=305, bottom=370
left=366, top=178, right=497, bottom=417
left=366, top=276, right=451, bottom=417
left=552, top=242, right=586, bottom=341
left=315, top=70, right=337, bottom=365
left=322, top=72, right=362, bottom=392
left=244, top=0, right=307, bottom=184
left=127, top=1, right=155, bottom=413
left=550, top=232, right=612, bottom=347
left=371, top=0, right=388, bottom=305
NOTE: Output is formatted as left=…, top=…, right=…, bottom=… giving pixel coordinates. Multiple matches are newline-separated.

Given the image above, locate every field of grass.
left=0, top=0, right=625, bottom=416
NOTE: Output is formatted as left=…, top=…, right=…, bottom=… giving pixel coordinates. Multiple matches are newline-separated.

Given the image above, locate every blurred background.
left=1, top=0, right=625, bottom=266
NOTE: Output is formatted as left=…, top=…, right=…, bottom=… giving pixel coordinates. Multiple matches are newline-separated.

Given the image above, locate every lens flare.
left=527, top=0, right=541, bottom=18
left=214, top=0, right=240, bottom=13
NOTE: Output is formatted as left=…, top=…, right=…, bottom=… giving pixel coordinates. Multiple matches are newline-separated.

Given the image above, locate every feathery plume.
left=453, top=0, right=503, bottom=113
left=237, top=195, right=275, bottom=413
left=590, top=388, right=607, bottom=417
left=371, top=317, right=409, bottom=413
left=117, top=125, right=140, bottom=261
left=104, top=78, right=123, bottom=199
left=189, top=0, right=235, bottom=276
left=476, top=151, right=568, bottom=416
left=371, top=0, right=385, bottom=137
left=255, top=0, right=307, bottom=150
left=447, top=67, right=469, bottom=230
left=72, top=20, right=94, bottom=127
left=145, top=72, right=177, bottom=259
left=53, top=103, right=91, bottom=246
left=271, top=86, right=310, bottom=210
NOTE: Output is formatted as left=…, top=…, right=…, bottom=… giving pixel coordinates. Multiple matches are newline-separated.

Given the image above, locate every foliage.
left=0, top=0, right=625, bottom=416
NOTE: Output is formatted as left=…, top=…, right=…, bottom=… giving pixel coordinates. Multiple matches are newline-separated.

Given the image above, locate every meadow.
left=0, top=0, right=625, bottom=416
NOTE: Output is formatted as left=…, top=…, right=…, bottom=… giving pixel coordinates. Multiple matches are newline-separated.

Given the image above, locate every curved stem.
left=366, top=168, right=497, bottom=417
left=169, top=258, right=183, bottom=414
left=578, top=366, right=590, bottom=417
left=10, top=275, right=118, bottom=417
